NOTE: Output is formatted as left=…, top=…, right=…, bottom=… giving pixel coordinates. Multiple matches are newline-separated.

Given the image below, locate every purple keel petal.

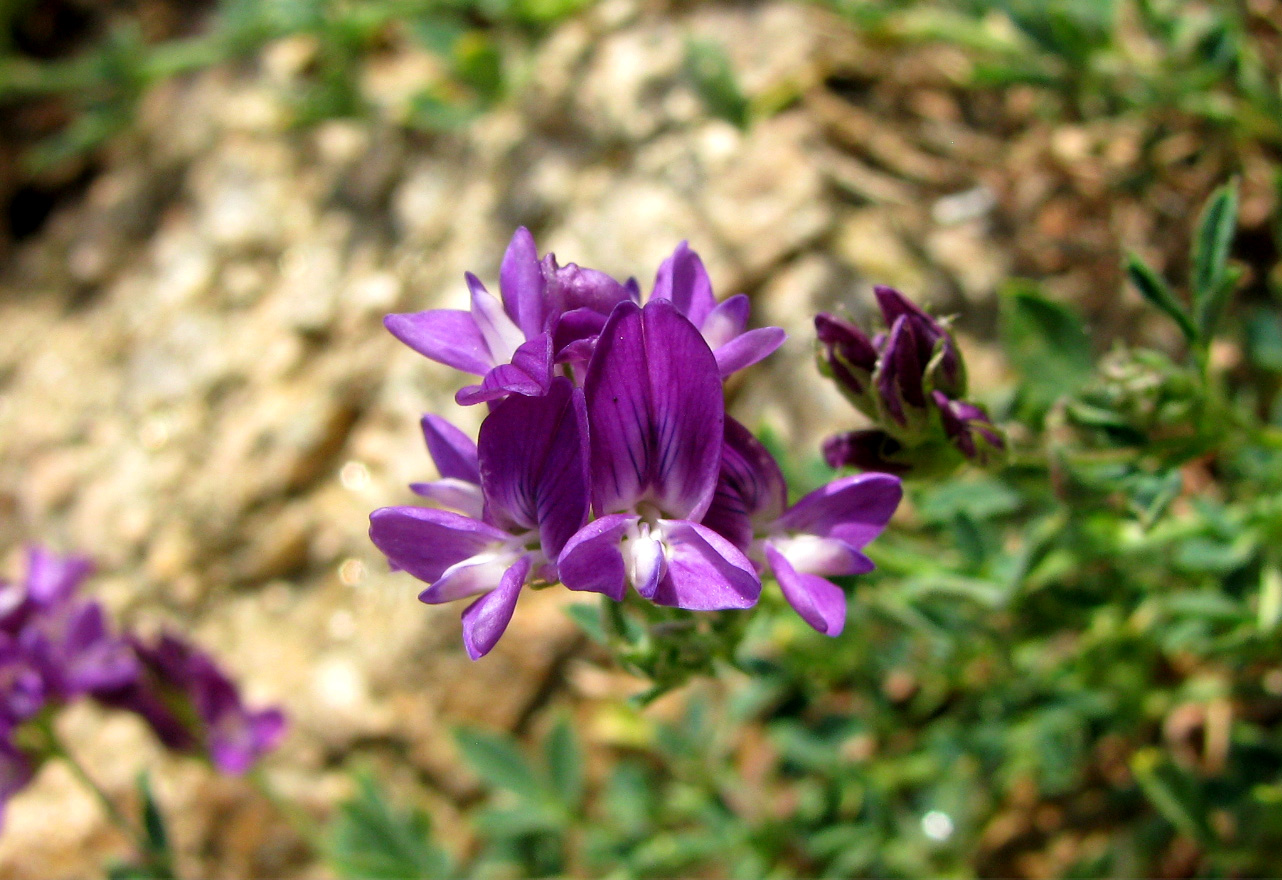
left=385, top=310, right=492, bottom=376
left=778, top=473, right=903, bottom=550
left=585, top=300, right=724, bottom=520
left=419, top=553, right=516, bottom=604
left=651, top=520, right=760, bottom=611
left=557, top=515, right=635, bottom=601
left=714, top=327, right=787, bottom=378
left=461, top=555, right=530, bottom=660
left=650, top=242, right=716, bottom=328
left=420, top=415, right=480, bottom=484
left=478, top=377, right=590, bottom=558
left=369, top=507, right=510, bottom=583
left=500, top=227, right=546, bottom=339
left=765, top=544, right=847, bottom=636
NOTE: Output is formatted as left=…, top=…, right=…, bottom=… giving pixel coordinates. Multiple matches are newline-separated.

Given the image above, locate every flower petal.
left=24, top=546, right=92, bottom=607
left=478, top=377, right=590, bottom=558
left=454, top=334, right=554, bottom=406
left=384, top=310, right=492, bottom=375
left=557, top=514, right=636, bottom=601
left=701, top=294, right=750, bottom=349
left=369, top=507, right=509, bottom=583
left=714, top=327, right=787, bottom=378
left=500, top=227, right=546, bottom=339
left=461, top=555, right=530, bottom=660
left=768, top=534, right=874, bottom=577
left=778, top=473, right=902, bottom=550
left=409, top=479, right=486, bottom=518
left=765, top=544, right=847, bottom=636
left=651, top=520, right=760, bottom=610
left=420, top=553, right=515, bottom=604
left=585, top=300, right=723, bottom=519
left=650, top=242, right=716, bottom=328
left=700, top=418, right=787, bottom=549
left=469, top=275, right=527, bottom=365
left=420, top=415, right=479, bottom=484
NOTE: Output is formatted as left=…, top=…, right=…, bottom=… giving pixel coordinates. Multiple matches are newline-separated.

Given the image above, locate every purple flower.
left=650, top=242, right=786, bottom=378
left=933, top=392, right=1005, bottom=466
left=103, top=633, right=285, bottom=776
left=409, top=414, right=485, bottom=518
left=384, top=229, right=636, bottom=406
left=557, top=300, right=761, bottom=610
left=370, top=376, right=591, bottom=658
left=0, top=635, right=44, bottom=731
left=704, top=419, right=902, bottom=636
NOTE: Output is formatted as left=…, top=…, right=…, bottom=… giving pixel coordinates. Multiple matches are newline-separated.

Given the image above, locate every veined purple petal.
left=701, top=418, right=787, bottom=550
left=24, top=547, right=92, bottom=608
left=585, top=300, right=723, bottom=520
left=714, top=327, right=787, bottom=378
left=369, top=507, right=510, bottom=583
left=455, top=334, right=554, bottom=406
left=409, top=479, right=485, bottom=518
left=461, top=555, right=530, bottom=660
left=650, top=520, right=760, bottom=610
left=478, top=377, right=590, bottom=558
left=558, top=515, right=635, bottom=601
left=651, top=242, right=716, bottom=328
left=765, top=544, right=847, bottom=636
left=500, top=228, right=546, bottom=339
left=778, top=473, right=902, bottom=550
left=701, top=295, right=750, bottom=349
left=420, top=415, right=479, bottom=484
left=385, top=310, right=492, bottom=376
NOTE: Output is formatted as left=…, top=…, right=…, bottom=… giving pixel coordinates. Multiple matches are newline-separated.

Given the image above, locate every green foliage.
left=0, top=0, right=589, bottom=174
left=326, top=772, right=452, bottom=879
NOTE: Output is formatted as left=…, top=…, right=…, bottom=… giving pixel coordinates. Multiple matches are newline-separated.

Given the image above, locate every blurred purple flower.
left=104, top=633, right=285, bottom=776
left=0, top=739, right=32, bottom=832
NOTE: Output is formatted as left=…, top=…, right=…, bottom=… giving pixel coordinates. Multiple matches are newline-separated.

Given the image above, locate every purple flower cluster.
left=0, top=548, right=284, bottom=827
left=371, top=230, right=903, bottom=659
left=817, top=286, right=1004, bottom=476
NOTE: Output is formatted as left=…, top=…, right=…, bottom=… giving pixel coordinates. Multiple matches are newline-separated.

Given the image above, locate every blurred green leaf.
left=455, top=726, right=545, bottom=801
left=1126, top=252, right=1197, bottom=344
left=327, top=773, right=451, bottom=880
left=1000, top=283, right=1093, bottom=416
left=543, top=717, right=585, bottom=810
left=683, top=39, right=749, bottom=129
left=1192, top=181, right=1240, bottom=339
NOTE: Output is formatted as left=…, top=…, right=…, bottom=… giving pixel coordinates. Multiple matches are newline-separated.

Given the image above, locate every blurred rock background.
left=0, top=0, right=1277, bottom=875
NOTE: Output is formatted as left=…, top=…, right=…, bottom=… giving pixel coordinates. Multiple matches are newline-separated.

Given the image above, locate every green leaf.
left=683, top=39, right=749, bottom=129
left=1124, top=469, right=1182, bottom=528
left=1192, top=181, right=1240, bottom=339
left=543, top=717, right=585, bottom=810
left=1125, top=252, right=1197, bottom=344
left=454, top=726, right=545, bottom=801
left=999, top=283, right=1093, bottom=416
left=564, top=602, right=608, bottom=645
left=1130, top=748, right=1215, bottom=845
left=326, top=773, right=451, bottom=880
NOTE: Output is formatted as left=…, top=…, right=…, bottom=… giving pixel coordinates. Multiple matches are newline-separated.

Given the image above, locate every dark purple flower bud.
left=19, top=600, right=137, bottom=699
left=814, top=313, right=878, bottom=410
left=822, top=430, right=913, bottom=476
left=933, top=392, right=1005, bottom=466
left=104, top=634, right=285, bottom=775
left=876, top=316, right=930, bottom=429
left=874, top=286, right=966, bottom=398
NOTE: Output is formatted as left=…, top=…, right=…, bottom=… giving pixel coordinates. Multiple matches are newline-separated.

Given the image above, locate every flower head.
left=817, top=286, right=1002, bottom=476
